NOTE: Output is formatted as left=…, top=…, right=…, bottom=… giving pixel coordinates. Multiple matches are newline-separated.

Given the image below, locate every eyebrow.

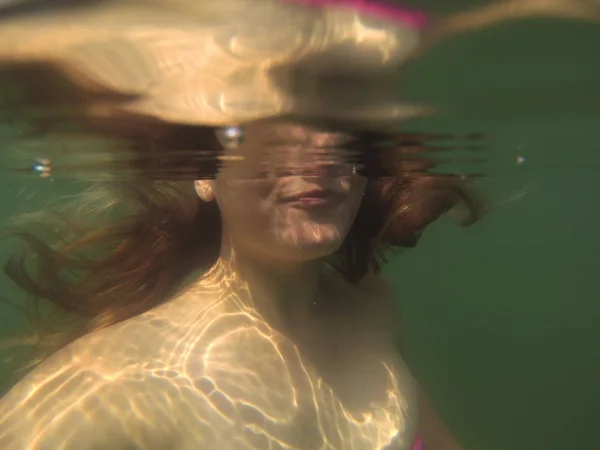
left=256, top=124, right=358, bottom=149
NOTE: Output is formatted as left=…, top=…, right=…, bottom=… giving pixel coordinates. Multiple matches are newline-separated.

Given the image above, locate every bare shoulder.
left=353, top=271, right=401, bottom=334
left=0, top=311, right=205, bottom=449
left=0, top=330, right=172, bottom=449
left=0, top=287, right=303, bottom=449
left=356, top=272, right=397, bottom=304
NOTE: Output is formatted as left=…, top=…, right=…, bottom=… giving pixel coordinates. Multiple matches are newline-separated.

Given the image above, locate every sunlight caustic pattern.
left=0, top=258, right=418, bottom=449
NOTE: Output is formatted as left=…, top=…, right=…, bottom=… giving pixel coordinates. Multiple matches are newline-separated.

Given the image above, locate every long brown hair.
left=1, top=62, right=486, bottom=371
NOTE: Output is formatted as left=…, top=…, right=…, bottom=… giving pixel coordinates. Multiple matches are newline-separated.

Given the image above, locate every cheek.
left=349, top=176, right=368, bottom=203
left=215, top=180, right=275, bottom=229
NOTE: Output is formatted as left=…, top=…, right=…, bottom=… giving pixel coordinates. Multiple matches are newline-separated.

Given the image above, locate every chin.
left=278, top=222, right=347, bottom=259
left=282, top=242, right=342, bottom=263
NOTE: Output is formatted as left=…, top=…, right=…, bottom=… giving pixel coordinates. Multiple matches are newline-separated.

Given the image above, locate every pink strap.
left=278, top=0, right=429, bottom=29
left=412, top=434, right=424, bottom=450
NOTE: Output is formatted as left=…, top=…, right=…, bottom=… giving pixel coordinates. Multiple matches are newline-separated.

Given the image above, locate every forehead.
left=216, top=120, right=361, bottom=174
left=239, top=120, right=354, bottom=151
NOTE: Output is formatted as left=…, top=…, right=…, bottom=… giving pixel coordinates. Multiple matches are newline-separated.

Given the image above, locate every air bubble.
left=216, top=125, right=245, bottom=150
left=32, top=158, right=52, bottom=178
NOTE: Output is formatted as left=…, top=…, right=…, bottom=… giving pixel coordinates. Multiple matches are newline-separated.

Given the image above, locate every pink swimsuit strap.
left=278, top=0, right=429, bottom=29
left=412, top=434, right=424, bottom=450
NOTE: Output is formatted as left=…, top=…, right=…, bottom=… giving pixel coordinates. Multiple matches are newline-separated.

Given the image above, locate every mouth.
left=279, top=189, right=347, bottom=208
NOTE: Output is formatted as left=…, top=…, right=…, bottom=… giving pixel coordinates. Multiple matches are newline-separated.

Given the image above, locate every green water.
left=383, top=12, right=600, bottom=450
left=1, top=3, right=599, bottom=450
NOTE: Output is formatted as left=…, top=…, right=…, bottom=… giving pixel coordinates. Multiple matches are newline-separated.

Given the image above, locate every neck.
left=216, top=233, right=326, bottom=331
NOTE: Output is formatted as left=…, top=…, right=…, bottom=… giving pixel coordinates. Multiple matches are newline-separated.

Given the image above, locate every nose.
left=300, top=164, right=330, bottom=178
left=290, top=159, right=354, bottom=179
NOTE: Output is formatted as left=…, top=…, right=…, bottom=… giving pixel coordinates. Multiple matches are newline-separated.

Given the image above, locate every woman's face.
left=208, top=121, right=367, bottom=264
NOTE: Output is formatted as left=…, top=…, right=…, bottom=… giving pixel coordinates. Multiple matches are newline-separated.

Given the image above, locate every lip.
left=279, top=189, right=347, bottom=207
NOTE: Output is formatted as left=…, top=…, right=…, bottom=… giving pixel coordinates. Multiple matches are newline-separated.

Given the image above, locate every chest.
left=167, top=313, right=419, bottom=450
left=134, top=294, right=419, bottom=449
left=286, top=314, right=419, bottom=449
